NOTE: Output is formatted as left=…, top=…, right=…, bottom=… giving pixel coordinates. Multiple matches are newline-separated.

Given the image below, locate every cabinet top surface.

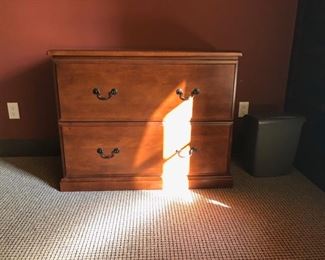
left=47, top=50, right=242, bottom=59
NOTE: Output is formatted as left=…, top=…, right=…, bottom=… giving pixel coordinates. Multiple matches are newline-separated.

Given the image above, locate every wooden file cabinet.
left=48, top=50, right=241, bottom=191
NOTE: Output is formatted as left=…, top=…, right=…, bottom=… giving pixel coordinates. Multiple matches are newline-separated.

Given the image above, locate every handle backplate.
left=97, top=147, right=120, bottom=159
left=176, top=88, right=200, bottom=101
left=93, top=88, right=118, bottom=100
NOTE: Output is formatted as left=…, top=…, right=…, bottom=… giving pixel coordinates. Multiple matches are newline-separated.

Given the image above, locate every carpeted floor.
left=0, top=157, right=324, bottom=260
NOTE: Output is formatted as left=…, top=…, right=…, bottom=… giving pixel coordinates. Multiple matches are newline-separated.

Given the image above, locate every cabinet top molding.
left=47, top=50, right=242, bottom=59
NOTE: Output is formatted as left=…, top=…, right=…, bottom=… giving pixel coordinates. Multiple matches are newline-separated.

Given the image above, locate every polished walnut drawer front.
left=56, top=62, right=236, bottom=121
left=62, top=123, right=232, bottom=178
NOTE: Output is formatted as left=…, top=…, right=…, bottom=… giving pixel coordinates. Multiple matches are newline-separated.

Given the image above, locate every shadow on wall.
left=115, top=16, right=216, bottom=51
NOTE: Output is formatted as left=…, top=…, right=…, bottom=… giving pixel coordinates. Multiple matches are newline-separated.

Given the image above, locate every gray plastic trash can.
left=241, top=114, right=305, bottom=177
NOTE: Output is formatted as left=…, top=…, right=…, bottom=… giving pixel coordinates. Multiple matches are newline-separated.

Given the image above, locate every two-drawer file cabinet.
left=48, top=50, right=241, bottom=191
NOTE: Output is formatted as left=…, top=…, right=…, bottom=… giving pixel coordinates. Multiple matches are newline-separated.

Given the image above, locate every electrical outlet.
left=7, top=102, right=20, bottom=119
left=238, top=101, right=249, bottom=118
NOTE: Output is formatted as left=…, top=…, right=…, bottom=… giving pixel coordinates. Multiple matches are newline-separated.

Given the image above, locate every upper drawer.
left=56, top=61, right=237, bottom=121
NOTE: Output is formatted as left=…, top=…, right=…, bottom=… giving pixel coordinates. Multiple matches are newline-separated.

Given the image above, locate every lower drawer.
left=61, top=122, right=232, bottom=179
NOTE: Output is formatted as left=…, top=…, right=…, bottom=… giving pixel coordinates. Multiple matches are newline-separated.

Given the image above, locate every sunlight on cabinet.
left=162, top=95, right=193, bottom=198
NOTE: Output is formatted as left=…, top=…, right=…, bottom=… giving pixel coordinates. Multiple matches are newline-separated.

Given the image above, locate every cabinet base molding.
left=60, top=175, right=233, bottom=191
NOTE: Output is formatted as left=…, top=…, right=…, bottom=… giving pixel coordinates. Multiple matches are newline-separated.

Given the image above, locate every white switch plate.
left=238, top=101, right=249, bottom=118
left=7, top=102, right=20, bottom=119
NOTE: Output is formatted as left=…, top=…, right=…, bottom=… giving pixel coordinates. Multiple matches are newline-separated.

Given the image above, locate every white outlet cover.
left=238, top=101, right=249, bottom=118
left=7, top=102, right=20, bottom=119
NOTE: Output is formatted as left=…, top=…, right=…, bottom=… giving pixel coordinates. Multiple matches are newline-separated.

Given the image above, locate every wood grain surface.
left=56, top=62, right=236, bottom=121
left=61, top=122, right=232, bottom=178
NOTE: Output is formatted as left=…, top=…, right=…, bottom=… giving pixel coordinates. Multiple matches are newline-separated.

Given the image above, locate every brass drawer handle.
left=176, top=88, right=200, bottom=101
left=93, top=88, right=118, bottom=100
left=97, top=147, right=120, bottom=159
left=176, top=147, right=197, bottom=158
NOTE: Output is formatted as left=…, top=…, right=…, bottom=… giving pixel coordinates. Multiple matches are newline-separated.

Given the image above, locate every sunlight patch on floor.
left=207, top=199, right=231, bottom=208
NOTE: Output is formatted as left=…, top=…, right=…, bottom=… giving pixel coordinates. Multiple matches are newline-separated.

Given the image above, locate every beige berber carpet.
left=0, top=157, right=324, bottom=259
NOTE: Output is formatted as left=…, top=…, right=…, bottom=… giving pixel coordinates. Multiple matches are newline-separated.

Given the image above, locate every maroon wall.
left=0, top=0, right=298, bottom=139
